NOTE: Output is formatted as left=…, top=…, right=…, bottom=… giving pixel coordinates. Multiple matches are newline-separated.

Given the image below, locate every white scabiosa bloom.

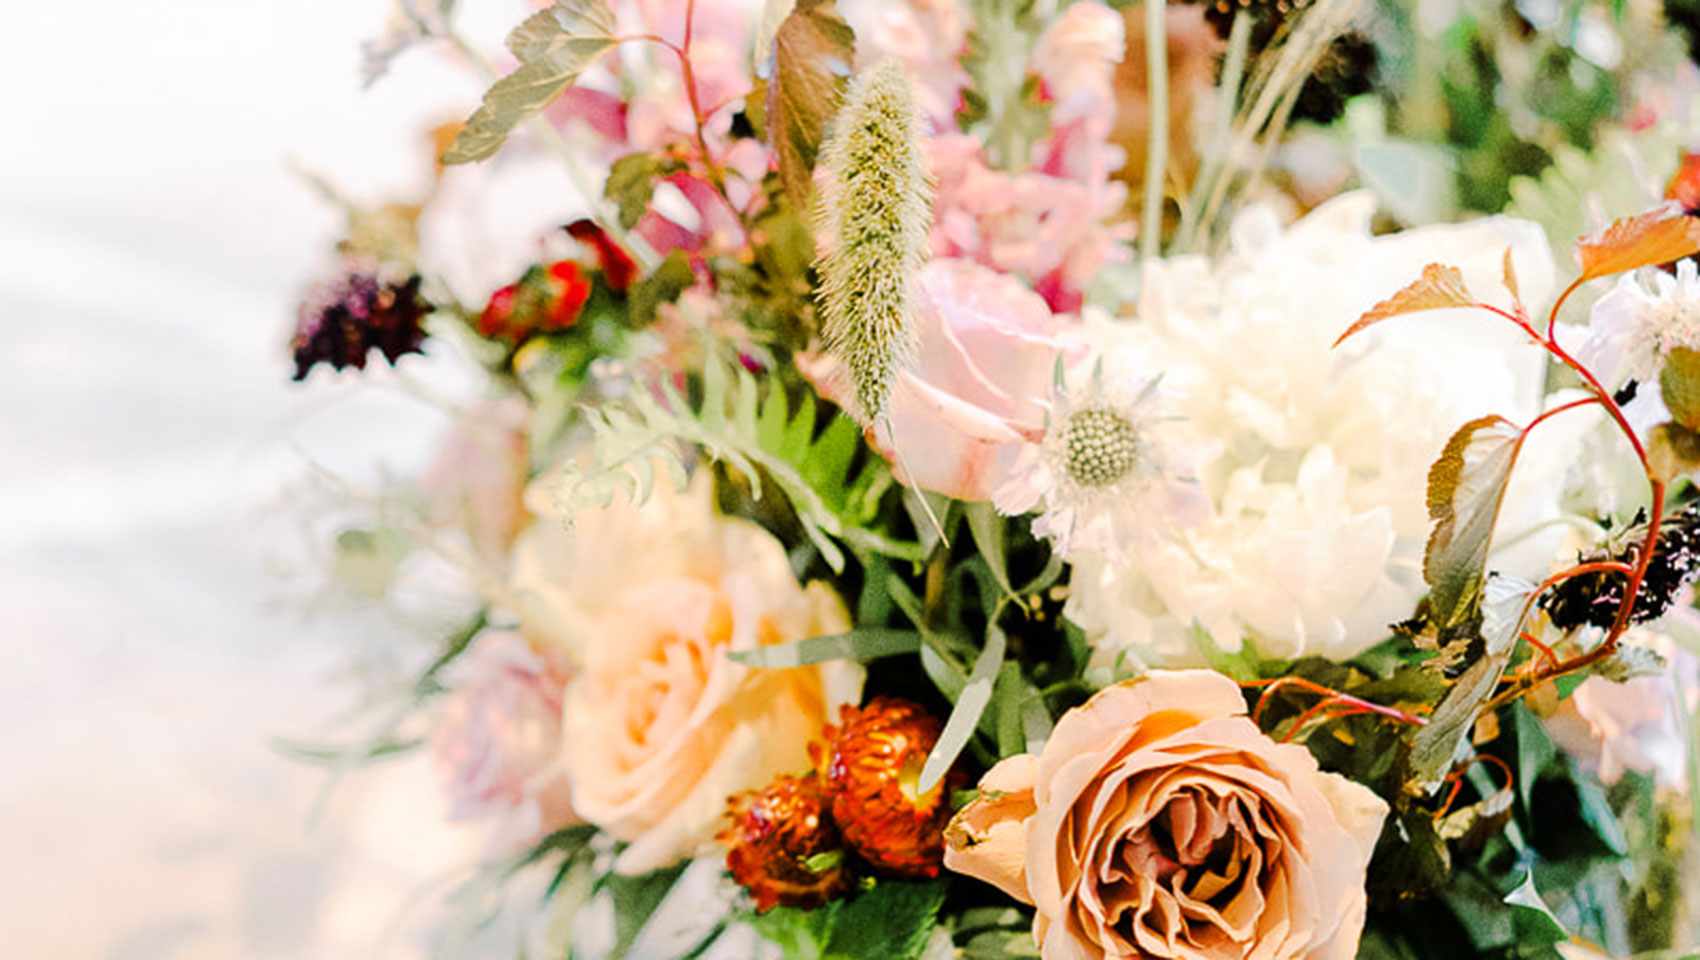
left=994, top=364, right=1212, bottom=557
left=1065, top=193, right=1564, bottom=666
left=1576, top=257, right=1700, bottom=388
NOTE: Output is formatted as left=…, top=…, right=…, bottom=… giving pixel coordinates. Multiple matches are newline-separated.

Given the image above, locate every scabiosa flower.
left=813, top=697, right=960, bottom=879
left=477, top=260, right=593, bottom=343
left=719, top=774, right=850, bottom=912
left=290, top=267, right=430, bottom=381
left=1580, top=259, right=1700, bottom=389
left=993, top=367, right=1210, bottom=558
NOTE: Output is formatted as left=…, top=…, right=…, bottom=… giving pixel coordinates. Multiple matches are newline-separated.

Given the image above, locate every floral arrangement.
left=284, top=1, right=1700, bottom=957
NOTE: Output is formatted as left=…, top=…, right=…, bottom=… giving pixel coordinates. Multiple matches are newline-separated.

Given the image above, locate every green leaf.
left=765, top=0, right=855, bottom=208
left=919, top=622, right=1006, bottom=793
left=441, top=0, right=619, bottom=164
left=271, top=736, right=422, bottom=766
left=825, top=879, right=949, bottom=960
left=964, top=502, right=1017, bottom=602
left=1569, top=758, right=1629, bottom=856
left=1424, top=415, right=1525, bottom=627
left=1504, top=870, right=1568, bottom=945
left=604, top=862, right=688, bottom=959
left=1512, top=701, right=1556, bottom=814
left=1662, top=348, right=1700, bottom=432
left=1189, top=623, right=1262, bottom=683
left=1648, top=421, right=1700, bottom=485
left=1406, top=574, right=1533, bottom=796
left=728, top=629, right=922, bottom=667
left=605, top=153, right=688, bottom=231
left=626, top=249, right=696, bottom=327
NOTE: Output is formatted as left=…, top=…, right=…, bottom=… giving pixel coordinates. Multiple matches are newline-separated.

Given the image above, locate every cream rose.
left=945, top=669, right=1388, bottom=960
left=511, top=476, right=861, bottom=874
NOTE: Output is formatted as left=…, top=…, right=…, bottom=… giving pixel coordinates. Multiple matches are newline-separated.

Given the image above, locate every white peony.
left=1066, top=193, right=1564, bottom=665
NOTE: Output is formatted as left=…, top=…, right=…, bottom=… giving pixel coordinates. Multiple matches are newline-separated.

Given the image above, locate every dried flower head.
left=812, top=696, right=959, bottom=879
left=1543, top=501, right=1700, bottom=631
left=719, top=774, right=850, bottom=912
left=813, top=59, right=934, bottom=426
left=291, top=267, right=431, bottom=381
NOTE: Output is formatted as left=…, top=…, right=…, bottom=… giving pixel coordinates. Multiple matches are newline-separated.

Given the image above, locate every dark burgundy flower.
left=719, top=774, right=850, bottom=912
left=291, top=269, right=430, bottom=381
left=812, top=697, right=962, bottom=879
left=1543, top=502, right=1700, bottom=631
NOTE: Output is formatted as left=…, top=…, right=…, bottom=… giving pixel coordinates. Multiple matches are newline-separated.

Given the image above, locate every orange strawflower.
left=719, top=774, right=849, bottom=912
left=813, top=697, right=962, bottom=879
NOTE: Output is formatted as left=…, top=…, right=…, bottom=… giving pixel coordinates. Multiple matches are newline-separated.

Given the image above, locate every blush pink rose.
left=801, top=258, right=1071, bottom=501
left=945, top=669, right=1388, bottom=960
left=432, top=630, right=577, bottom=849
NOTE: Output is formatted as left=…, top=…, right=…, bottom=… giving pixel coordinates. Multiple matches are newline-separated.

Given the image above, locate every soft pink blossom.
left=1029, top=1, right=1125, bottom=187
left=927, top=135, right=1130, bottom=313
left=801, top=258, right=1072, bottom=501
left=1542, top=630, right=1696, bottom=793
left=432, top=630, right=577, bottom=848
left=841, top=0, right=970, bottom=130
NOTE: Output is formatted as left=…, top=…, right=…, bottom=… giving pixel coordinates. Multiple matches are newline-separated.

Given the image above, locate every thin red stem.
left=1519, top=631, right=1559, bottom=671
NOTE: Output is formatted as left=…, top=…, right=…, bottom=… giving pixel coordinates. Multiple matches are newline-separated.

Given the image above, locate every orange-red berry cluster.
left=477, top=260, right=593, bottom=343
left=719, top=697, right=963, bottom=912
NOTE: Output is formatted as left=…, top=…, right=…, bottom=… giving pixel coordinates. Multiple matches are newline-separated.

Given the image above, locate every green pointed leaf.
left=765, top=0, right=854, bottom=208
left=824, top=878, right=948, bottom=960
left=1424, top=415, right=1525, bottom=622
left=441, top=0, right=619, bottom=164
left=964, top=502, right=1017, bottom=602
left=919, top=622, right=1006, bottom=793
left=1663, top=347, right=1700, bottom=432
left=1504, top=871, right=1568, bottom=945
left=728, top=629, right=922, bottom=667
left=627, top=249, right=696, bottom=327
left=1406, top=574, right=1532, bottom=796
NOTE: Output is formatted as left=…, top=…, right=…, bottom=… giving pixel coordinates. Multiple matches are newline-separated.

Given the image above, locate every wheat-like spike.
left=813, top=59, right=934, bottom=427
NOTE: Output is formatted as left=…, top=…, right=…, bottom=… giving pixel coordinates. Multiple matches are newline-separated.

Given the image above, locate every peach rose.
left=945, top=670, right=1388, bottom=960
left=512, top=476, right=861, bottom=874
left=801, top=258, right=1072, bottom=501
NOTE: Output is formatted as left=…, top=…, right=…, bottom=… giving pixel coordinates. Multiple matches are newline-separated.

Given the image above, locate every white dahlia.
left=1066, top=193, right=1563, bottom=666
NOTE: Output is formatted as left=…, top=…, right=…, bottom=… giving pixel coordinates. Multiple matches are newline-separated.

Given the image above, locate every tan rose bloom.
left=511, top=475, right=861, bottom=874
left=945, top=669, right=1387, bottom=960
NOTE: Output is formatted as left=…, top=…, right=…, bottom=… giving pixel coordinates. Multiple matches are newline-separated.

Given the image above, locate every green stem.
left=1141, top=0, right=1169, bottom=262
left=1176, top=10, right=1251, bottom=254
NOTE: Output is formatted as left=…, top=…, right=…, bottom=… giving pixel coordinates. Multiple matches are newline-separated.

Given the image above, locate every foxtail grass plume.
left=813, top=60, right=934, bottom=427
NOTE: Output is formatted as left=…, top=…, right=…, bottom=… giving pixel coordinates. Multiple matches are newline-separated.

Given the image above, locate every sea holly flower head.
left=994, top=360, right=1210, bottom=558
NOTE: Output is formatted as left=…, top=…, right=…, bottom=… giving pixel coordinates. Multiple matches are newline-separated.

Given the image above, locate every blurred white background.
left=0, top=2, right=575, bottom=956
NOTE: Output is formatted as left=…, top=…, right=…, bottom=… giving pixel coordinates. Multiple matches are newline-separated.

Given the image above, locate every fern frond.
left=551, top=360, right=922, bottom=572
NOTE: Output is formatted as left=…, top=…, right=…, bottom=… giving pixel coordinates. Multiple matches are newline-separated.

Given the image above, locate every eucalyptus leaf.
left=918, top=622, right=1006, bottom=793
left=441, top=0, right=619, bottom=164
left=964, top=501, right=1017, bottom=601
left=727, top=629, right=922, bottom=667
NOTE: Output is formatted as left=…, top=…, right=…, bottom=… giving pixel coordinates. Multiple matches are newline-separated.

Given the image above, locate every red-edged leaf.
left=1575, top=203, right=1700, bottom=281
left=765, top=0, right=854, bottom=208
left=1502, top=246, right=1523, bottom=315
left=1333, top=263, right=1475, bottom=347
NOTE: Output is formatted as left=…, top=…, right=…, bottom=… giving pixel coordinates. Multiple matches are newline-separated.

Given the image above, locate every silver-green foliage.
left=813, top=60, right=934, bottom=426
left=551, top=359, right=906, bottom=573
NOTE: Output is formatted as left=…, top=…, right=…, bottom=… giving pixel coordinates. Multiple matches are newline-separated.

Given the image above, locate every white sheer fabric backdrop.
left=0, top=2, right=598, bottom=957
